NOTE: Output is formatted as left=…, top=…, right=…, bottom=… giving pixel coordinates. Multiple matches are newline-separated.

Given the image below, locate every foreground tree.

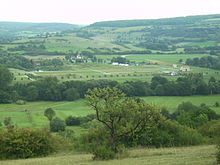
left=85, top=87, right=160, bottom=154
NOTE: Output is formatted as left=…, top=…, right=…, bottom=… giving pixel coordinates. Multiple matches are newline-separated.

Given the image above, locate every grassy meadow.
left=0, top=145, right=216, bottom=165
left=0, top=95, right=219, bottom=129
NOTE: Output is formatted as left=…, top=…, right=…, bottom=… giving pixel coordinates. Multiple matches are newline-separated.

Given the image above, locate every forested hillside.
left=0, top=22, right=80, bottom=41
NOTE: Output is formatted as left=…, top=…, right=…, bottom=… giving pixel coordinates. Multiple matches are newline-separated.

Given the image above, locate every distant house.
left=112, top=62, right=119, bottom=66
left=69, top=54, right=86, bottom=63
left=76, top=54, right=83, bottom=60
left=119, top=63, right=129, bottom=66
left=180, top=66, right=191, bottom=72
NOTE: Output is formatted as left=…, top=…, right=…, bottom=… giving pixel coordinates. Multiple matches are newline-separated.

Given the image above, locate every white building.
left=112, top=62, right=119, bottom=65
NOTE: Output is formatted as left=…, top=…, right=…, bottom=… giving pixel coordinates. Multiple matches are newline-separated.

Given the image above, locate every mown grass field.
left=97, top=54, right=208, bottom=64
left=0, top=145, right=217, bottom=165
left=9, top=53, right=220, bottom=84
left=0, top=95, right=219, bottom=129
left=0, top=100, right=91, bottom=128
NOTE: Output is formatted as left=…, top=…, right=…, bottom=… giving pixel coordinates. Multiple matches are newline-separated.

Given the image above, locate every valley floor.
left=0, top=145, right=217, bottom=165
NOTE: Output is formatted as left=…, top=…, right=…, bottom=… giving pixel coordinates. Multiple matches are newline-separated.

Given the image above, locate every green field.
left=9, top=53, right=220, bottom=84
left=0, top=100, right=91, bottom=128
left=97, top=54, right=208, bottom=64
left=0, top=95, right=219, bottom=128
left=0, top=145, right=216, bottom=165
left=143, top=95, right=220, bottom=113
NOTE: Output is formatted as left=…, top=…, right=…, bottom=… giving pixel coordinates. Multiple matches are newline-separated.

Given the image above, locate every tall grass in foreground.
left=0, top=145, right=216, bottom=165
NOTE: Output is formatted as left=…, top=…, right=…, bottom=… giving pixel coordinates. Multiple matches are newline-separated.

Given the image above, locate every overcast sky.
left=0, top=0, right=219, bottom=24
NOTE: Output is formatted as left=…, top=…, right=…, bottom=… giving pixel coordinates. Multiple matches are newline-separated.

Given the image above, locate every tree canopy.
left=85, top=87, right=160, bottom=153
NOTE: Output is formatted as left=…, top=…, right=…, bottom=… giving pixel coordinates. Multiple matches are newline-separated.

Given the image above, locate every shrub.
left=50, top=117, right=66, bottom=132
left=65, top=114, right=96, bottom=126
left=123, top=119, right=204, bottom=148
left=3, top=117, right=12, bottom=126
left=65, top=116, right=80, bottom=126
left=198, top=120, right=220, bottom=143
left=15, top=99, right=26, bottom=105
left=77, top=128, right=117, bottom=160
left=92, top=145, right=116, bottom=160
left=0, top=127, right=56, bottom=159
left=58, top=129, right=75, bottom=141
left=215, top=102, right=220, bottom=107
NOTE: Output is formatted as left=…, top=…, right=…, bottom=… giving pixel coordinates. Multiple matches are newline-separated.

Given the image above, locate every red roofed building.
left=180, top=66, right=191, bottom=72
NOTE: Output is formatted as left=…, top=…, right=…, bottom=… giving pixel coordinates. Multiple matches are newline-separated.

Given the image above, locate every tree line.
left=186, top=55, right=220, bottom=70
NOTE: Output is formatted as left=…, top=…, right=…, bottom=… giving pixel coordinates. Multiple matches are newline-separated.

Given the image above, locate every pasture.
left=0, top=95, right=219, bottom=129
left=9, top=53, right=220, bottom=84
left=0, top=145, right=216, bottom=165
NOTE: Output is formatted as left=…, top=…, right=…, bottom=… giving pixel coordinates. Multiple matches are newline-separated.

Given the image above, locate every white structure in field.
left=112, top=62, right=129, bottom=66
left=112, top=62, right=119, bottom=65
left=76, top=54, right=83, bottom=60
left=119, top=63, right=129, bottom=66
left=173, top=64, right=178, bottom=68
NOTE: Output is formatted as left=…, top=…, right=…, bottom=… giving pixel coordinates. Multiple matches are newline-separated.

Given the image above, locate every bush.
left=123, top=119, right=204, bottom=148
left=65, top=114, right=96, bottom=126
left=77, top=128, right=117, bottom=160
left=58, top=129, right=75, bottom=141
left=92, top=145, right=116, bottom=160
left=198, top=120, right=220, bottom=143
left=15, top=100, right=26, bottom=105
left=65, top=116, right=80, bottom=126
left=3, top=117, right=12, bottom=126
left=0, top=127, right=56, bottom=159
left=50, top=117, right=66, bottom=132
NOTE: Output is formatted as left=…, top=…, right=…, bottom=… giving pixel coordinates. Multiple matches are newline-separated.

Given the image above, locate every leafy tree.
left=151, top=76, right=168, bottom=90
left=50, top=117, right=66, bottom=132
left=35, top=77, right=62, bottom=101
left=44, top=108, right=56, bottom=121
left=25, top=85, right=39, bottom=101
left=0, top=65, right=13, bottom=90
left=85, top=87, right=160, bottom=153
left=63, top=88, right=80, bottom=101
left=0, top=90, right=11, bottom=103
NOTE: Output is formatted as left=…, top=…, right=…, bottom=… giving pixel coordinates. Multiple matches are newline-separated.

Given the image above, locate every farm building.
left=180, top=66, right=191, bottom=72
left=112, top=62, right=119, bottom=65
left=112, top=62, right=129, bottom=66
